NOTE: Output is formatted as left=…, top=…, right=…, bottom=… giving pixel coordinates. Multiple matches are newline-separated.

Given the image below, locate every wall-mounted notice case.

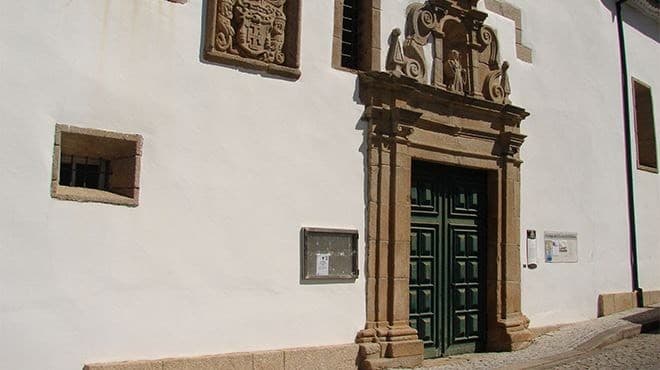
left=544, top=231, right=578, bottom=263
left=301, top=227, right=358, bottom=282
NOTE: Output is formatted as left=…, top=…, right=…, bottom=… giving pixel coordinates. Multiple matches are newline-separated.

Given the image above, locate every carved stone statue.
left=500, top=61, right=511, bottom=104
left=386, top=28, right=406, bottom=77
left=444, top=49, right=465, bottom=93
left=384, top=0, right=515, bottom=105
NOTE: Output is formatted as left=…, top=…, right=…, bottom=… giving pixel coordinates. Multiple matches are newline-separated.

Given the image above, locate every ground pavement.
left=399, top=305, right=659, bottom=370
left=544, top=328, right=659, bottom=369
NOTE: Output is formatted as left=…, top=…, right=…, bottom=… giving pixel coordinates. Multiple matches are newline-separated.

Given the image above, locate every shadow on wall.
left=353, top=75, right=370, bottom=309
left=600, top=0, right=660, bottom=43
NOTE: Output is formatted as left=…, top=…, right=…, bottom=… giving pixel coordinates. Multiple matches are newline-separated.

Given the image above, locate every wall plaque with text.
left=544, top=231, right=578, bottom=263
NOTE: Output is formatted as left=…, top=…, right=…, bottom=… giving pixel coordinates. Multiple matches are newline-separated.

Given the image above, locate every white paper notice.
left=544, top=231, right=578, bottom=263
left=316, top=253, right=330, bottom=276
left=552, top=241, right=560, bottom=256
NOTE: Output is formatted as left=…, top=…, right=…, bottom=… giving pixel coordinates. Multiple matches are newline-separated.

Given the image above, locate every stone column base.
left=356, top=327, right=423, bottom=369
left=361, top=355, right=423, bottom=370
left=487, top=314, right=533, bottom=351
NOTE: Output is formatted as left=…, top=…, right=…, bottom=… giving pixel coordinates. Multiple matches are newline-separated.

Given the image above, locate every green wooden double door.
left=409, top=162, right=487, bottom=358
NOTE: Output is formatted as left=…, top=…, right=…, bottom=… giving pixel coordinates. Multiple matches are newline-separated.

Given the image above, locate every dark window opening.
left=341, top=0, right=360, bottom=69
left=59, top=155, right=112, bottom=190
left=633, top=79, right=657, bottom=171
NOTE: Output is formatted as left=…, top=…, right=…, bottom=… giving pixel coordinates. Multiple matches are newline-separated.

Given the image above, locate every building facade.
left=0, top=0, right=658, bottom=369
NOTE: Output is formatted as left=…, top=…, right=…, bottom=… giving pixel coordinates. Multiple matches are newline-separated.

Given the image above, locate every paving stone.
left=399, top=306, right=658, bottom=370
left=549, top=329, right=659, bottom=370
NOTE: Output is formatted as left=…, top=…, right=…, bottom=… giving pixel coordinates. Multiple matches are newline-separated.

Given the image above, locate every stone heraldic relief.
left=205, top=0, right=301, bottom=79
left=385, top=0, right=512, bottom=105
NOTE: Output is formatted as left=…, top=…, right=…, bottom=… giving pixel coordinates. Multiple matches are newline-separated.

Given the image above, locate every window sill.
left=331, top=63, right=360, bottom=75
left=637, top=164, right=659, bottom=174
left=203, top=50, right=301, bottom=80
left=51, top=184, right=139, bottom=207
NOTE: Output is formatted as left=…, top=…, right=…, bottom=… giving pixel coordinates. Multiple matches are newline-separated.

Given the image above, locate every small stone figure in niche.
left=215, top=0, right=236, bottom=53
left=500, top=61, right=511, bottom=104
left=444, top=49, right=465, bottom=93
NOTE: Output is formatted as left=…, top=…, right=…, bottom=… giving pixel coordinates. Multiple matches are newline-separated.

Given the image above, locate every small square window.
left=51, top=124, right=142, bottom=206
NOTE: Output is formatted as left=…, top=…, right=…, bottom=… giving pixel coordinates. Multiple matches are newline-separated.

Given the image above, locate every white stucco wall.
left=622, top=5, right=660, bottom=294
left=382, top=0, right=658, bottom=327
left=0, top=1, right=658, bottom=369
left=0, top=1, right=366, bottom=369
left=479, top=0, right=659, bottom=326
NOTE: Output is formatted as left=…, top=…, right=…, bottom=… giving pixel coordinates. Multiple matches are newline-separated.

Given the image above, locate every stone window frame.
left=203, top=0, right=302, bottom=80
left=51, top=124, right=143, bottom=207
left=483, top=0, right=533, bottom=63
left=632, top=78, right=658, bottom=173
left=332, top=0, right=381, bottom=73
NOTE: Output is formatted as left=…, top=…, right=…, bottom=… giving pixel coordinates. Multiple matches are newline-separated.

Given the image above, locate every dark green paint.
left=409, top=162, right=487, bottom=358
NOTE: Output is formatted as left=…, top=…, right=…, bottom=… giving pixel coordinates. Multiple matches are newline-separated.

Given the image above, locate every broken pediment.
left=204, top=0, right=301, bottom=79
left=386, top=0, right=512, bottom=104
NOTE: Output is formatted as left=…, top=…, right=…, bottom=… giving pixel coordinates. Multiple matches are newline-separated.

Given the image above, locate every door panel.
left=409, top=225, right=439, bottom=356
left=410, top=162, right=486, bottom=358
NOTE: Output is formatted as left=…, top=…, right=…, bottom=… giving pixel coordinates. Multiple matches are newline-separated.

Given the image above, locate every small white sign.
left=544, top=231, right=578, bottom=263
left=316, top=253, right=330, bottom=276
left=526, top=237, right=538, bottom=268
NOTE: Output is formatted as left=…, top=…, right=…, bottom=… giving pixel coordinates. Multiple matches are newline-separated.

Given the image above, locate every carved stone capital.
left=372, top=119, right=415, bottom=143
left=499, top=131, right=526, bottom=158
left=368, top=106, right=420, bottom=145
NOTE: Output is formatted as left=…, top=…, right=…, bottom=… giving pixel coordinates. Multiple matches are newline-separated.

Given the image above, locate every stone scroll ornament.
left=385, top=0, right=512, bottom=104
left=215, top=0, right=287, bottom=65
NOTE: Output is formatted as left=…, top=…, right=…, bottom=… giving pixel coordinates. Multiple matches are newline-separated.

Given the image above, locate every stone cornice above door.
left=359, top=71, right=529, bottom=162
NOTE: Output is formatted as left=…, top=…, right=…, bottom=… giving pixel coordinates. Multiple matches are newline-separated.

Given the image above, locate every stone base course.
left=82, top=307, right=660, bottom=370
left=598, top=289, right=660, bottom=317
left=84, top=343, right=359, bottom=370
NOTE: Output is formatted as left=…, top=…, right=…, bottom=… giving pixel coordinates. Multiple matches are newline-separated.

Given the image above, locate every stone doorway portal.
left=355, top=70, right=532, bottom=369
left=355, top=2, right=533, bottom=369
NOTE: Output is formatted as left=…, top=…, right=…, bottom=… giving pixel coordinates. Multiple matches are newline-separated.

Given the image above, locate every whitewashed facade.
left=0, top=1, right=657, bottom=369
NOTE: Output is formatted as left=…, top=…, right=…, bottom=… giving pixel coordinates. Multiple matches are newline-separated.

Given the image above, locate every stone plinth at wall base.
left=84, top=343, right=359, bottom=370
left=361, top=355, right=423, bottom=370
left=598, top=290, right=660, bottom=317
left=598, top=291, right=637, bottom=317
left=643, top=290, right=660, bottom=306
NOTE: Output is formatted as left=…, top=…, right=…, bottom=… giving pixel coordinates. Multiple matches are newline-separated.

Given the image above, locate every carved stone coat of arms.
left=214, top=0, right=287, bottom=65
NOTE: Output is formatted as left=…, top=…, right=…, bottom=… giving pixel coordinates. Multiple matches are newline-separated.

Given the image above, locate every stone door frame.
left=356, top=72, right=533, bottom=369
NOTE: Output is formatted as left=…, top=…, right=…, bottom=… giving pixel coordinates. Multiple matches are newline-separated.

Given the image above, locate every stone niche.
left=356, top=1, right=532, bottom=369
left=203, top=0, right=301, bottom=79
